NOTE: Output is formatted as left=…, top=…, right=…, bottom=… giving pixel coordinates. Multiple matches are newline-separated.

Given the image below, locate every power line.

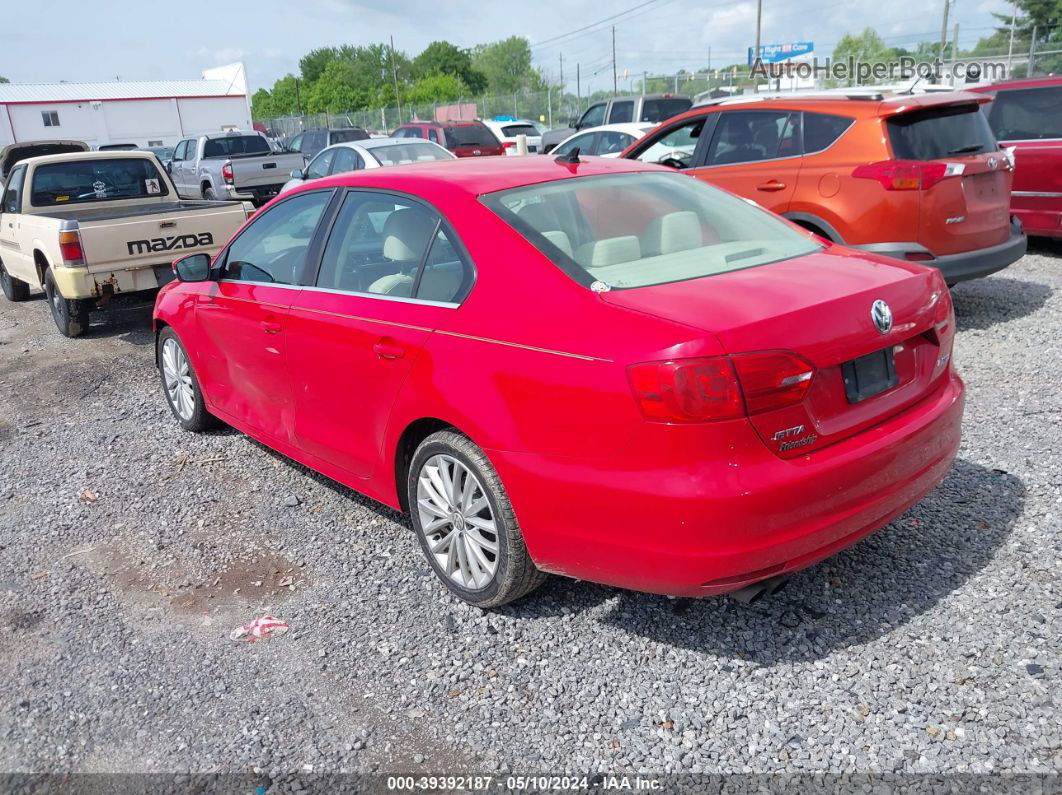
left=531, top=0, right=661, bottom=49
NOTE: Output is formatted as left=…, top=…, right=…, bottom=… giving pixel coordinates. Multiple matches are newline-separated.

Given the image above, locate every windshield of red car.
left=482, top=171, right=821, bottom=290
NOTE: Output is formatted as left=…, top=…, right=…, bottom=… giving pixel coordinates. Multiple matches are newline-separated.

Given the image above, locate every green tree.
left=472, top=36, right=546, bottom=94
left=406, top=73, right=467, bottom=104
left=414, top=41, right=487, bottom=94
left=299, top=47, right=343, bottom=84
left=306, top=60, right=365, bottom=113
left=830, top=28, right=894, bottom=85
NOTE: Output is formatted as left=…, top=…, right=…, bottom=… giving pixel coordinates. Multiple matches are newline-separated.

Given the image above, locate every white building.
left=0, top=63, right=252, bottom=149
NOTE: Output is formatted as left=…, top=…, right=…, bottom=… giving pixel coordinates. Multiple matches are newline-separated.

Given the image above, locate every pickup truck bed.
left=42, top=200, right=229, bottom=223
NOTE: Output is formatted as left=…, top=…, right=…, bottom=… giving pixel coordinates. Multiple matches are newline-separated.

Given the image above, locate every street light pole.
left=612, top=26, right=618, bottom=96
left=755, top=0, right=763, bottom=57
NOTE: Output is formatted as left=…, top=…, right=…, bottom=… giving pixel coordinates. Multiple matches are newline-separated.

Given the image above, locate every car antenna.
left=899, top=74, right=923, bottom=95
left=555, top=147, right=581, bottom=164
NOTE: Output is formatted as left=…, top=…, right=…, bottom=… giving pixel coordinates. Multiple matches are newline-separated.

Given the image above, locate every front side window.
left=2, top=166, right=25, bottom=214
left=289, top=134, right=304, bottom=152
left=629, top=117, right=705, bottom=167
left=706, top=111, right=800, bottom=166
left=554, top=133, right=595, bottom=157
left=609, top=101, right=634, bottom=124
left=30, top=157, right=170, bottom=207
left=316, top=191, right=471, bottom=303
left=482, top=172, right=820, bottom=290
left=888, top=103, right=997, bottom=160
left=305, top=149, right=335, bottom=179
left=221, top=191, right=332, bottom=285
left=42, top=111, right=60, bottom=127
left=580, top=103, right=607, bottom=128
left=986, top=86, right=1062, bottom=141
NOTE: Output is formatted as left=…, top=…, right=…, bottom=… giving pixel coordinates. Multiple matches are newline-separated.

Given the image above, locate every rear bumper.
left=51, top=264, right=171, bottom=301
left=489, top=372, right=964, bottom=597
left=851, top=219, right=1027, bottom=284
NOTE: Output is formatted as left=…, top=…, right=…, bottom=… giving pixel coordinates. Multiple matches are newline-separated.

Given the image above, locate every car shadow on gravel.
left=520, top=460, right=1024, bottom=664
left=951, top=277, right=1052, bottom=332
left=85, top=303, right=155, bottom=345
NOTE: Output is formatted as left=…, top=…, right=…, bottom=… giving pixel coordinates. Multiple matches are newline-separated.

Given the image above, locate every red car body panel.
left=154, top=156, right=963, bottom=597
left=972, top=77, right=1062, bottom=238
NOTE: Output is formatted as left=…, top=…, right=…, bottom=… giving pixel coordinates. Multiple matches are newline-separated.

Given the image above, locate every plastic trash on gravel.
left=229, top=615, right=289, bottom=643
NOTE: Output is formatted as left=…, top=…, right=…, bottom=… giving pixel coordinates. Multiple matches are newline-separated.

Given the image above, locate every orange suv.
left=622, top=92, right=1026, bottom=284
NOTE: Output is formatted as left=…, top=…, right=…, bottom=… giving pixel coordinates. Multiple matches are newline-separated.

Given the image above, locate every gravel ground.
left=0, top=246, right=1059, bottom=783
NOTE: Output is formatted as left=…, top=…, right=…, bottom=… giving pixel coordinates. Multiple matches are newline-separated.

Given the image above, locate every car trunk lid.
left=602, top=248, right=954, bottom=457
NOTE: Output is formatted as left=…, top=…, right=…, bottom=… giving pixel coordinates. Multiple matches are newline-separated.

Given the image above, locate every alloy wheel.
left=161, top=338, right=195, bottom=421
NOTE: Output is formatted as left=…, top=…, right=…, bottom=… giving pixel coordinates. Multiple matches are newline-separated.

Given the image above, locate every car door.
left=169, top=141, right=187, bottom=195
left=193, top=189, right=335, bottom=442
left=0, top=165, right=29, bottom=280
left=177, top=139, right=198, bottom=196
left=286, top=189, right=473, bottom=479
left=689, top=109, right=801, bottom=213
left=329, top=146, right=361, bottom=176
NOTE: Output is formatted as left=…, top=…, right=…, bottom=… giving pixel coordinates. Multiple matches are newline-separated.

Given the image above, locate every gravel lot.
left=0, top=246, right=1059, bottom=783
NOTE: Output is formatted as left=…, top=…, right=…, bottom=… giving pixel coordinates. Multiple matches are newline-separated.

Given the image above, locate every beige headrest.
left=643, top=211, right=702, bottom=256
left=577, top=236, right=642, bottom=268
left=382, top=208, right=436, bottom=262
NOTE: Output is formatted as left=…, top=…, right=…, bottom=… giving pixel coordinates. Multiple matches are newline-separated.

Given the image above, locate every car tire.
left=157, top=327, right=218, bottom=432
left=43, top=269, right=88, bottom=337
left=203, top=186, right=218, bottom=201
left=408, top=430, right=547, bottom=608
left=0, top=260, right=30, bottom=302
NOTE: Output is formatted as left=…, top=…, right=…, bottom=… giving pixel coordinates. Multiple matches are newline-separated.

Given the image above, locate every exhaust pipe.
left=729, top=574, right=790, bottom=605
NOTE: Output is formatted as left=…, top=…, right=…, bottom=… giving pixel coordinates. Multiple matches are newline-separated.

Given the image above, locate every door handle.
left=260, top=320, right=282, bottom=335
left=373, top=340, right=405, bottom=360
left=756, top=180, right=787, bottom=192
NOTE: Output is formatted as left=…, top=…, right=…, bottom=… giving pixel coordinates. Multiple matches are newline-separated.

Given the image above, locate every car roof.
left=297, top=152, right=663, bottom=197
left=19, top=149, right=159, bottom=166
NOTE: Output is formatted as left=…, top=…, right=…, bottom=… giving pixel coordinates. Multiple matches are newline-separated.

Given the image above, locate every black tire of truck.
left=203, top=185, right=218, bottom=201
left=43, top=269, right=89, bottom=338
left=0, top=260, right=30, bottom=302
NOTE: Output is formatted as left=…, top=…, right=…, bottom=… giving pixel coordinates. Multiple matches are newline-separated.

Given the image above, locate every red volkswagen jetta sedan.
left=153, top=155, right=964, bottom=608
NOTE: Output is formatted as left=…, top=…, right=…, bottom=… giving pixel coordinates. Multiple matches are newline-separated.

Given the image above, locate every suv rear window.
left=331, top=129, right=369, bottom=143
left=986, top=86, right=1062, bottom=140
left=641, top=98, right=692, bottom=124
left=501, top=124, right=539, bottom=138
left=444, top=125, right=499, bottom=147
left=887, top=104, right=997, bottom=160
left=202, top=135, right=271, bottom=158
left=31, top=157, right=169, bottom=207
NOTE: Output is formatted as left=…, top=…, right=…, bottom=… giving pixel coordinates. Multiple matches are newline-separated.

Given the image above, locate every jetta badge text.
left=871, top=299, right=893, bottom=335
left=126, top=231, right=213, bottom=256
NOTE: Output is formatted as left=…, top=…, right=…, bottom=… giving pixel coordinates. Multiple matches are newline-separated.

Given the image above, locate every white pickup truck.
left=0, top=150, right=250, bottom=337
left=168, top=131, right=305, bottom=206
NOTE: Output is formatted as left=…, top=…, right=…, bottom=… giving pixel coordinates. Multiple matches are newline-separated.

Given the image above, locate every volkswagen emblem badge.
left=871, top=299, right=893, bottom=335
left=988, top=156, right=998, bottom=170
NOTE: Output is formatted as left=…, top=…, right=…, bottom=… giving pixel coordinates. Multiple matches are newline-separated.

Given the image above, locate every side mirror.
left=568, top=117, right=581, bottom=129
left=173, top=252, right=212, bottom=282
left=290, top=168, right=304, bottom=180
left=165, top=161, right=173, bottom=173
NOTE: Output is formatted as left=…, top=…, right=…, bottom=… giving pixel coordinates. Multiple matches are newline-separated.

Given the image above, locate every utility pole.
left=951, top=22, right=960, bottom=83
left=1006, top=2, right=1017, bottom=77
left=559, top=53, right=564, bottom=88
left=755, top=0, right=763, bottom=58
left=643, top=70, right=648, bottom=94
left=612, top=26, right=618, bottom=96
left=294, top=78, right=302, bottom=115
left=389, top=35, right=402, bottom=122
left=1028, top=24, right=1038, bottom=76
left=939, top=0, right=951, bottom=61
left=577, top=63, right=581, bottom=103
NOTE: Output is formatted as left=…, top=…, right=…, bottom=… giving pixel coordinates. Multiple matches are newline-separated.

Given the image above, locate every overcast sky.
left=0, top=0, right=1015, bottom=94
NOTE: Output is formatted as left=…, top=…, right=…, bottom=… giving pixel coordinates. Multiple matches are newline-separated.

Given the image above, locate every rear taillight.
left=502, top=141, right=515, bottom=149
left=731, top=351, right=816, bottom=415
left=58, top=230, right=84, bottom=265
left=628, top=351, right=816, bottom=423
left=221, top=162, right=234, bottom=185
left=628, top=356, right=744, bottom=423
left=852, top=160, right=962, bottom=191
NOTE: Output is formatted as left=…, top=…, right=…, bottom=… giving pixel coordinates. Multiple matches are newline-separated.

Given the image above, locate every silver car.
left=280, top=138, right=455, bottom=194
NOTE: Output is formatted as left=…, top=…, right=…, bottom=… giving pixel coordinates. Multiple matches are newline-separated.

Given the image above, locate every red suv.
left=622, top=92, right=1026, bottom=284
left=391, top=120, right=505, bottom=158
left=972, top=77, right=1062, bottom=239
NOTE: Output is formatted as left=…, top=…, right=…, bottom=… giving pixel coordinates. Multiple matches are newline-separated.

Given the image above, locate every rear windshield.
left=30, top=157, right=169, bottom=207
left=482, top=172, right=820, bottom=290
left=370, top=143, right=454, bottom=166
left=331, top=128, right=369, bottom=143
left=985, top=86, right=1062, bottom=140
left=641, top=98, right=692, bottom=124
left=444, top=125, right=499, bottom=147
left=887, top=104, right=997, bottom=160
left=501, top=124, right=540, bottom=138
left=202, top=135, right=271, bottom=158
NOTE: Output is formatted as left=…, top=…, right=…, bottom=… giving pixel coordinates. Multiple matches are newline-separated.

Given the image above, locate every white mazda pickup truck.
left=0, top=149, right=250, bottom=337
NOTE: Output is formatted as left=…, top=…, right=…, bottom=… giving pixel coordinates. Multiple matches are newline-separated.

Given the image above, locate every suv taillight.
left=221, top=162, right=234, bottom=185
left=628, top=351, right=815, bottom=423
left=501, top=141, right=515, bottom=149
left=852, top=160, right=961, bottom=191
left=58, top=230, right=84, bottom=265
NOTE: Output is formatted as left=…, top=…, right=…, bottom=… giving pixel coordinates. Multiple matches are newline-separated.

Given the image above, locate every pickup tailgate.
left=74, top=202, right=246, bottom=274
left=229, top=154, right=302, bottom=190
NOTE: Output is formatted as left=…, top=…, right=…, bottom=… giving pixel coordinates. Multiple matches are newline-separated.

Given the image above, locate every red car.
left=972, top=77, right=1062, bottom=238
left=391, top=120, right=505, bottom=158
left=153, top=155, right=963, bottom=607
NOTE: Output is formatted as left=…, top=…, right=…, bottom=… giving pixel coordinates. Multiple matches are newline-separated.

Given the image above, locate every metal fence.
left=259, top=90, right=591, bottom=138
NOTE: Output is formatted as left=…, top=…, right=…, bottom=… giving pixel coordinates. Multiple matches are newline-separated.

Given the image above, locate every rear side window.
left=641, top=98, right=692, bottom=123
left=609, top=101, right=634, bottom=123
left=203, top=135, right=270, bottom=158
left=887, top=104, right=997, bottom=160
left=802, top=112, right=854, bottom=153
left=986, top=86, right=1062, bottom=140
left=30, top=158, right=169, bottom=206
left=444, top=125, right=499, bottom=147
left=330, top=128, right=369, bottom=144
